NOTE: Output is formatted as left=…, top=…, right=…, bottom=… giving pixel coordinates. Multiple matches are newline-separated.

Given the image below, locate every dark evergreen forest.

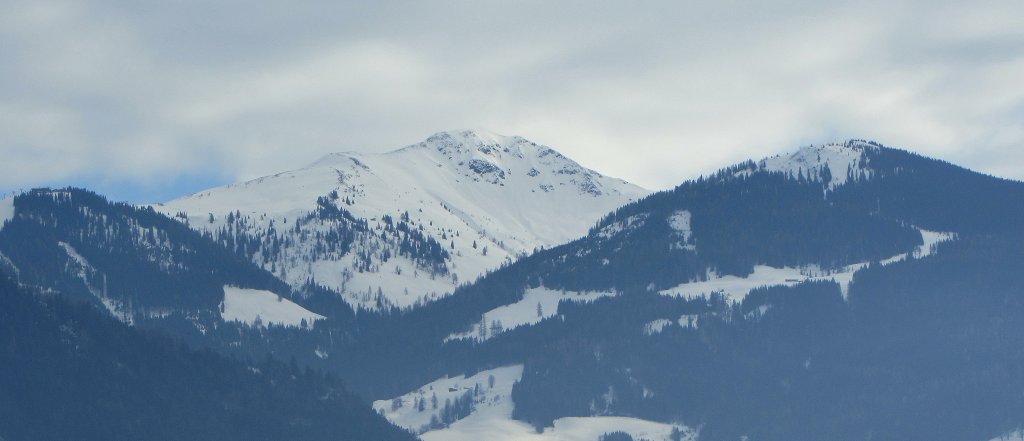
left=0, top=275, right=416, bottom=441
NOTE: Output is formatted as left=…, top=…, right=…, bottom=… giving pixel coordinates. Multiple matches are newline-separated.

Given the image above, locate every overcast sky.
left=2, top=0, right=1022, bottom=202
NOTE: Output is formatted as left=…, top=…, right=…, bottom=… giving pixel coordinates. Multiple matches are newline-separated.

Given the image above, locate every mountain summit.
left=756, top=139, right=881, bottom=189
left=157, top=130, right=648, bottom=309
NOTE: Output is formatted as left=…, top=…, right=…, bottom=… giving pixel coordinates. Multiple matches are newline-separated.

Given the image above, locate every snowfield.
left=667, top=210, right=692, bottom=240
left=991, top=430, right=1024, bottom=441
left=375, top=364, right=695, bottom=441
left=445, top=286, right=616, bottom=343
left=660, top=229, right=955, bottom=302
left=643, top=319, right=673, bottom=335
left=374, top=365, right=524, bottom=434
left=221, top=286, right=323, bottom=328
left=158, top=130, right=647, bottom=310
left=423, top=414, right=693, bottom=441
left=0, top=196, right=14, bottom=231
left=759, top=140, right=877, bottom=188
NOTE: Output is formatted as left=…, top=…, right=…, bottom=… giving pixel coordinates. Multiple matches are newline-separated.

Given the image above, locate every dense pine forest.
left=0, top=275, right=416, bottom=441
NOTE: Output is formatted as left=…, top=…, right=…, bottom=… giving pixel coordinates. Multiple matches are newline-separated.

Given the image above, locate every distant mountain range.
left=2, top=134, right=1023, bottom=441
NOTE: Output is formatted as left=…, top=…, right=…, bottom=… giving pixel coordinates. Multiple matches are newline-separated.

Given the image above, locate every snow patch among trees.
left=221, top=286, right=323, bottom=328
left=660, top=228, right=955, bottom=302
left=666, top=210, right=695, bottom=251
left=445, top=286, right=616, bottom=343
left=374, top=364, right=694, bottom=441
left=642, top=319, right=673, bottom=335
left=374, top=365, right=523, bottom=434
left=759, top=140, right=877, bottom=189
left=422, top=415, right=693, bottom=441
left=596, top=213, right=648, bottom=239
left=991, top=430, right=1024, bottom=441
left=0, top=196, right=14, bottom=231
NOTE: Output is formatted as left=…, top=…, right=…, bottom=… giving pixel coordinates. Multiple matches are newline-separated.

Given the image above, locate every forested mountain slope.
left=4, top=139, right=1023, bottom=441
left=322, top=140, right=1024, bottom=441
left=0, top=274, right=416, bottom=441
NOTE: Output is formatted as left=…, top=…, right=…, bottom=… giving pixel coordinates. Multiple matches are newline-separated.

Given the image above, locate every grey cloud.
left=1, top=0, right=1022, bottom=200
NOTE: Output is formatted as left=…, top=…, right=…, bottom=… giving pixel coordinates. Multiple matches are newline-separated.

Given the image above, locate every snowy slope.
left=158, top=130, right=647, bottom=309
left=758, top=139, right=878, bottom=188
left=659, top=228, right=955, bottom=302
left=374, top=364, right=694, bottom=441
left=221, top=286, right=323, bottom=328
left=444, top=286, right=616, bottom=343
left=0, top=196, right=14, bottom=231
left=990, top=430, right=1024, bottom=441
left=423, top=414, right=692, bottom=441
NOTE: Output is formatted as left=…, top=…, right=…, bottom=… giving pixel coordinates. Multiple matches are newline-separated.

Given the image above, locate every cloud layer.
left=3, top=0, right=1022, bottom=201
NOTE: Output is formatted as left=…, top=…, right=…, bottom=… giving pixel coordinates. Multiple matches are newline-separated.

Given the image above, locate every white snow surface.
left=376, top=364, right=695, bottom=441
left=221, top=286, right=323, bottom=328
left=660, top=228, right=955, bottom=302
left=667, top=210, right=696, bottom=251
left=423, top=414, right=693, bottom=441
left=759, top=140, right=877, bottom=188
left=445, top=286, right=616, bottom=343
left=667, top=210, right=692, bottom=240
left=0, top=196, right=14, bottom=231
left=990, top=430, right=1024, bottom=441
left=644, top=314, right=701, bottom=335
left=678, top=314, right=700, bottom=328
left=643, top=319, right=673, bottom=335
left=158, top=130, right=647, bottom=310
left=596, top=213, right=649, bottom=239
left=374, top=365, right=523, bottom=434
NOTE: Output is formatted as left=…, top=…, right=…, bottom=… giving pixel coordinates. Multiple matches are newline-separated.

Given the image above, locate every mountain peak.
left=425, top=129, right=522, bottom=147
left=313, top=130, right=563, bottom=169
left=159, top=130, right=648, bottom=310
left=758, top=139, right=882, bottom=188
left=408, top=129, right=555, bottom=161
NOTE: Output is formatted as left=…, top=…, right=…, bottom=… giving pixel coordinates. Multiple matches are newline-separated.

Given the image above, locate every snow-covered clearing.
left=644, top=314, right=701, bottom=336
left=660, top=229, right=955, bottom=302
left=661, top=265, right=832, bottom=303
left=375, top=364, right=695, bottom=441
left=596, top=213, right=648, bottom=239
left=878, top=229, right=953, bottom=264
left=760, top=141, right=875, bottom=189
left=678, top=314, right=700, bottom=328
left=305, top=255, right=456, bottom=310
left=374, top=365, right=523, bottom=434
left=667, top=210, right=696, bottom=251
left=0, top=196, right=14, bottom=231
left=643, top=319, right=673, bottom=335
left=423, top=414, right=693, bottom=441
left=990, top=430, right=1024, bottom=441
left=444, top=286, right=616, bottom=342
left=221, top=286, right=323, bottom=328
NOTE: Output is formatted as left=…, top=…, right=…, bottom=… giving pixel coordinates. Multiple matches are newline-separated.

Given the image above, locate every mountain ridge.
left=156, top=130, right=648, bottom=310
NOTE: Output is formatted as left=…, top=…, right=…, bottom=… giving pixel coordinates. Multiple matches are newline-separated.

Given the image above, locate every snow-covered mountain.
left=382, top=139, right=1024, bottom=439
left=757, top=139, right=878, bottom=188
left=4, top=137, right=1024, bottom=441
left=157, top=130, right=647, bottom=309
